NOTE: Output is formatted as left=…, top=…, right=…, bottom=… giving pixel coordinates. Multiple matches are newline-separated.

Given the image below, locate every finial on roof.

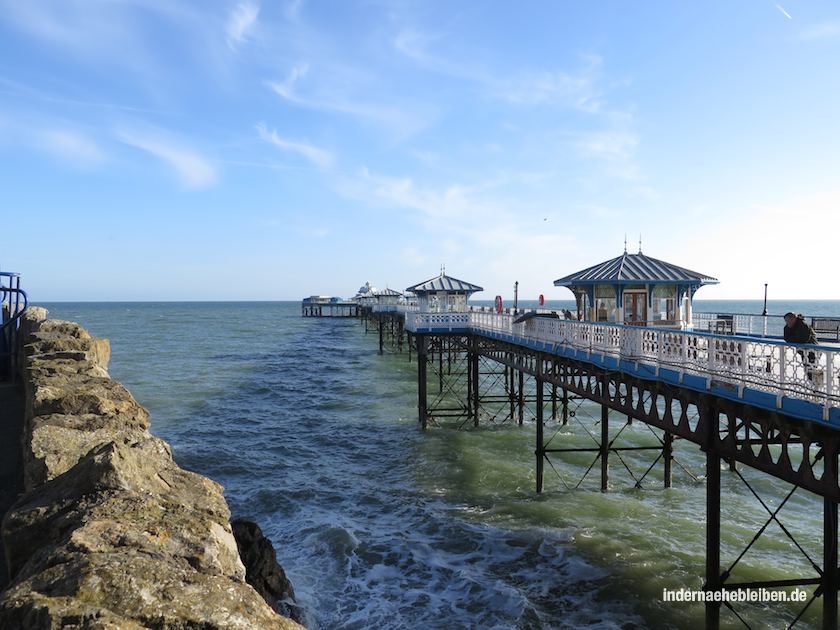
left=638, top=235, right=643, bottom=254
left=440, top=264, right=446, bottom=276
left=623, top=234, right=627, bottom=254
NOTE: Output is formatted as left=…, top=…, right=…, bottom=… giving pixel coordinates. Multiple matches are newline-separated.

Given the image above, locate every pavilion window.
left=594, top=284, right=616, bottom=322
left=652, top=284, right=677, bottom=323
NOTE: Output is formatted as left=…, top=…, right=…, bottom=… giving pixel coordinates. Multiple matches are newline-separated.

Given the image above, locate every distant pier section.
left=301, top=295, right=359, bottom=317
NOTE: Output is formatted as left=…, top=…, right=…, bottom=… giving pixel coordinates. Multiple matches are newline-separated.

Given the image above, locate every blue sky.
left=2, top=1, right=839, bottom=302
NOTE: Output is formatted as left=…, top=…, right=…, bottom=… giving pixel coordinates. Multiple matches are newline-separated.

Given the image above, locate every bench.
left=811, top=317, right=840, bottom=342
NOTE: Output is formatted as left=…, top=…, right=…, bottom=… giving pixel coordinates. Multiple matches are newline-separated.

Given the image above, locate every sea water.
left=39, top=300, right=840, bottom=629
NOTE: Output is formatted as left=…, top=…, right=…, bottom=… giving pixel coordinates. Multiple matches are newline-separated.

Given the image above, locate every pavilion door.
left=623, top=291, right=647, bottom=325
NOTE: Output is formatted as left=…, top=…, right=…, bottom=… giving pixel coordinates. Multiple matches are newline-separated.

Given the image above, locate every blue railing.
left=1, top=271, right=28, bottom=381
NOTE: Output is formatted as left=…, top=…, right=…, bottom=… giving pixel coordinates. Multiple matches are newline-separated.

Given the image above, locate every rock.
left=26, top=373, right=148, bottom=425
left=232, top=518, right=306, bottom=625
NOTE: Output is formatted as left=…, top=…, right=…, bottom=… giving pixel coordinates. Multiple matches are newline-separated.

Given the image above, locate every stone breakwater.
left=0, top=308, right=306, bottom=629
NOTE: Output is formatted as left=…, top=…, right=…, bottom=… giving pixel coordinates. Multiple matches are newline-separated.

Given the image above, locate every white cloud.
left=255, top=122, right=333, bottom=168
left=265, top=67, right=427, bottom=138
left=37, top=128, right=105, bottom=165
left=349, top=168, right=490, bottom=224
left=500, top=67, right=602, bottom=113
left=115, top=128, right=217, bottom=189
left=265, top=64, right=310, bottom=104
left=577, top=131, right=638, bottom=162
left=226, top=2, right=260, bottom=50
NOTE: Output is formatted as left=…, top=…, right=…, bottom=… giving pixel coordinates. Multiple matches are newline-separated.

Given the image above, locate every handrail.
left=392, top=305, right=840, bottom=425
left=1, top=271, right=29, bottom=382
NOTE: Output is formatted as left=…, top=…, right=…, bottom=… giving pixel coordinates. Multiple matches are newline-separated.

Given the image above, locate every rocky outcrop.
left=232, top=519, right=306, bottom=625
left=0, top=308, right=306, bottom=629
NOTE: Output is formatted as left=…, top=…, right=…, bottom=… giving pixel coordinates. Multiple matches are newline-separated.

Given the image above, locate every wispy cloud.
left=576, top=131, right=638, bottom=162
left=394, top=27, right=606, bottom=114
left=575, top=131, right=641, bottom=180
left=265, top=66, right=428, bottom=137
left=115, top=127, right=217, bottom=189
left=284, top=0, right=306, bottom=21
left=344, top=168, right=513, bottom=229
left=37, top=128, right=105, bottom=165
left=266, top=64, right=310, bottom=104
left=226, top=2, right=260, bottom=50
left=256, top=122, right=333, bottom=168
left=500, top=70, right=602, bottom=112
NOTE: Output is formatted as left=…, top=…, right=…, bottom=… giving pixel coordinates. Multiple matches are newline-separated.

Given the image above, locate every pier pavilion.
left=405, top=270, right=483, bottom=313
left=553, top=247, right=718, bottom=329
left=347, top=263, right=840, bottom=629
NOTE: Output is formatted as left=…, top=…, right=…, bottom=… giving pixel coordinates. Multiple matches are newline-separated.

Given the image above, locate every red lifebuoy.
left=538, top=294, right=545, bottom=306
left=495, top=295, right=503, bottom=313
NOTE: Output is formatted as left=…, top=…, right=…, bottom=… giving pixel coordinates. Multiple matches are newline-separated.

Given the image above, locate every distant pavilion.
left=553, top=248, right=718, bottom=328
left=406, top=270, right=483, bottom=313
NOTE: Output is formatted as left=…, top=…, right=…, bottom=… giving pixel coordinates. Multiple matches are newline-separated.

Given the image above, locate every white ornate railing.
left=396, top=307, right=840, bottom=423
left=403, top=311, right=470, bottom=332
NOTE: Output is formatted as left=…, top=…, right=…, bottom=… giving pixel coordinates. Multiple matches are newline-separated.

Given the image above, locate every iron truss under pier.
left=356, top=308, right=840, bottom=629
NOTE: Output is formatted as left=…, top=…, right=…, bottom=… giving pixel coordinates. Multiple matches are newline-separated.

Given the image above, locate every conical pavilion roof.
left=406, top=272, right=483, bottom=295
left=554, top=251, right=717, bottom=287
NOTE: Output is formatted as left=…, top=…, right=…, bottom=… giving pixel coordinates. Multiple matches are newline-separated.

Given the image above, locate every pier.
left=300, top=295, right=359, bottom=318
left=306, top=260, right=840, bottom=629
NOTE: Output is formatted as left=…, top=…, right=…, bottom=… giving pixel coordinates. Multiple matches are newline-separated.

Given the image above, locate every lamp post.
left=513, top=281, right=519, bottom=313
left=762, top=283, right=768, bottom=336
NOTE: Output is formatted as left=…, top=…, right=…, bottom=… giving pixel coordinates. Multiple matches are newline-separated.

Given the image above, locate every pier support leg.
left=518, top=369, right=525, bottom=425
left=507, top=362, right=516, bottom=423
left=825, top=498, right=838, bottom=630
left=469, top=337, right=479, bottom=427
left=705, top=445, right=722, bottom=629
left=664, top=431, right=673, bottom=489
left=378, top=319, right=384, bottom=354
left=600, top=401, right=609, bottom=492
left=536, top=359, right=544, bottom=493
left=561, top=365, right=569, bottom=426
left=417, top=335, right=428, bottom=429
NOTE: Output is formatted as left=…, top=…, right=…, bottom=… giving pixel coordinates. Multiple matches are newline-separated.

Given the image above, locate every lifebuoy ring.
left=495, top=295, right=503, bottom=313
left=538, top=294, right=545, bottom=306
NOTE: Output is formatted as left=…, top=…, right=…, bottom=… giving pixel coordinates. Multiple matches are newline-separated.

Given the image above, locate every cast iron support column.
left=536, top=357, right=544, bottom=493
left=664, top=431, right=673, bottom=489
left=705, top=399, right=721, bottom=629
left=469, top=336, right=479, bottom=427
left=378, top=318, right=384, bottom=354
left=600, top=374, right=609, bottom=492
left=417, top=335, right=428, bottom=429
left=508, top=362, right=516, bottom=422
left=518, top=369, right=525, bottom=425
left=825, top=498, right=838, bottom=630
left=438, top=338, right=445, bottom=391
left=562, top=365, right=569, bottom=425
